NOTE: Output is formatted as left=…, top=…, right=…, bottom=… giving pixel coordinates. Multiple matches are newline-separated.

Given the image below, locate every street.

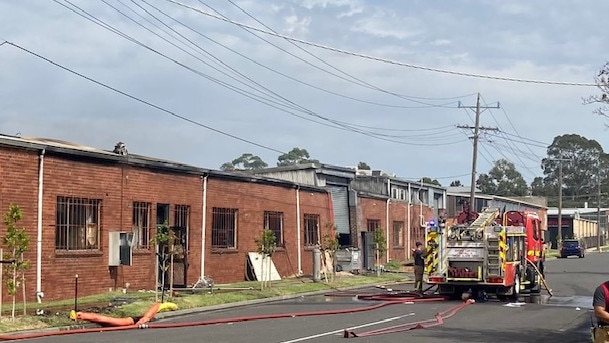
left=18, top=251, right=606, bottom=342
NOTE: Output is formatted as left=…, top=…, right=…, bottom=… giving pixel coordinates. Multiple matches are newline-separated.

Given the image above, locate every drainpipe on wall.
left=296, top=186, right=302, bottom=275
left=407, top=183, right=412, bottom=256
left=36, top=149, right=45, bottom=305
left=200, top=175, right=208, bottom=279
left=385, top=179, right=390, bottom=263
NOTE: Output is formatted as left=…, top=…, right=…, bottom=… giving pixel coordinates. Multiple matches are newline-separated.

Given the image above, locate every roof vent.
left=113, top=142, right=128, bottom=156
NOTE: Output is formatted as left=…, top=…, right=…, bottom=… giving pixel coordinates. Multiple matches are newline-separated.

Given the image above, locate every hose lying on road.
left=343, top=299, right=475, bottom=338
left=0, top=294, right=448, bottom=341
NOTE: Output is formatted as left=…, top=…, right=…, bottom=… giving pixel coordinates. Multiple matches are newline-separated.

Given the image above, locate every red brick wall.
left=0, top=146, right=205, bottom=301
left=204, top=179, right=331, bottom=283
left=0, top=147, right=40, bottom=300
left=41, top=156, right=204, bottom=301
left=357, top=196, right=435, bottom=263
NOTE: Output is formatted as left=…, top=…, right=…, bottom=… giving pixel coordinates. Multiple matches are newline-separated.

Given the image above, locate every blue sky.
left=0, top=0, right=606, bottom=185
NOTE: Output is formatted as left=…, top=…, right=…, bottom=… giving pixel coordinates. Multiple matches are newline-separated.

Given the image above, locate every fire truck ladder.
left=486, top=237, right=501, bottom=277
left=470, top=207, right=500, bottom=229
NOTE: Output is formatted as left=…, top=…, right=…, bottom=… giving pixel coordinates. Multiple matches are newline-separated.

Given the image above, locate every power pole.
left=598, top=160, right=602, bottom=252
left=457, top=93, right=500, bottom=220
left=548, top=155, right=570, bottom=247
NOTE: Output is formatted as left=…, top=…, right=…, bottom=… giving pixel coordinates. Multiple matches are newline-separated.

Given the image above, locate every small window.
left=367, top=219, right=380, bottom=232
left=56, top=196, right=101, bottom=250
left=532, top=219, right=540, bottom=241
left=393, top=221, right=404, bottom=247
left=211, top=208, right=237, bottom=249
left=132, top=202, right=150, bottom=249
left=304, top=213, right=319, bottom=246
left=264, top=211, right=284, bottom=247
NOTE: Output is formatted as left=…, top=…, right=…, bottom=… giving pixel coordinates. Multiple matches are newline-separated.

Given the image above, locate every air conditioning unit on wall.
left=108, top=231, right=133, bottom=266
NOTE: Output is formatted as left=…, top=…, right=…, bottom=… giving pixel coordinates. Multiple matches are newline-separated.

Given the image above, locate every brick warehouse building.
left=0, top=135, right=332, bottom=302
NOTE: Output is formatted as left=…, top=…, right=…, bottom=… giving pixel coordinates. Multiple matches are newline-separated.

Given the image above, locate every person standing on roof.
left=593, top=281, right=609, bottom=342
left=412, top=241, right=426, bottom=293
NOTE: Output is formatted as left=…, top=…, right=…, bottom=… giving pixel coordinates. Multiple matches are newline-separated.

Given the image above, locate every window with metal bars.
left=303, top=213, right=319, bottom=246
left=211, top=207, right=237, bottom=249
left=393, top=221, right=404, bottom=247
left=174, top=205, right=190, bottom=229
left=367, top=219, right=380, bottom=232
left=264, top=211, right=284, bottom=247
left=55, top=196, right=101, bottom=250
left=132, top=202, right=150, bottom=249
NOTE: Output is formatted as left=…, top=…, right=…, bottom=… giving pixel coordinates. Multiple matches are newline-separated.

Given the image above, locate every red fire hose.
left=0, top=293, right=452, bottom=341
left=343, top=299, right=475, bottom=338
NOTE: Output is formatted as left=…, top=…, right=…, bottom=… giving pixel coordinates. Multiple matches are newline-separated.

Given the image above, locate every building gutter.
left=36, top=149, right=45, bottom=305
left=201, top=175, right=208, bottom=279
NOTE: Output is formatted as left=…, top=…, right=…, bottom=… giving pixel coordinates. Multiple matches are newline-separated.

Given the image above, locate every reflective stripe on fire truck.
left=425, top=232, right=439, bottom=274
left=499, top=230, right=506, bottom=271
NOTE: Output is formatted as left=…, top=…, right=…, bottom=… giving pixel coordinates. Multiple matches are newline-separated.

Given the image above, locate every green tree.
left=541, top=134, right=609, bottom=207
left=357, top=162, right=371, bottom=170
left=220, top=153, right=268, bottom=171
left=450, top=180, right=463, bottom=187
left=320, top=222, right=339, bottom=282
left=3, top=204, right=30, bottom=319
left=476, top=159, right=528, bottom=196
left=277, top=148, right=319, bottom=166
left=151, top=223, right=178, bottom=301
left=254, top=229, right=277, bottom=290
left=373, top=228, right=387, bottom=276
left=419, top=177, right=441, bottom=187
left=530, top=176, right=549, bottom=197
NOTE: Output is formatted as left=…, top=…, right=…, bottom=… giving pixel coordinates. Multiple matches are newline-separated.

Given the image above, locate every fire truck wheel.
left=509, top=273, right=520, bottom=300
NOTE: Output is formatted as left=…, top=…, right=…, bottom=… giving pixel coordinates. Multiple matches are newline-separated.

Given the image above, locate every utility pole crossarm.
left=459, top=93, right=501, bottom=221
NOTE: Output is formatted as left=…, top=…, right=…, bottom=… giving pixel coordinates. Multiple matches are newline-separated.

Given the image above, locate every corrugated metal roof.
left=0, top=134, right=329, bottom=192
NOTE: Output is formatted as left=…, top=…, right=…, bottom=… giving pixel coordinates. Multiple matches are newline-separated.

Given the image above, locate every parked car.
left=560, top=239, right=586, bottom=258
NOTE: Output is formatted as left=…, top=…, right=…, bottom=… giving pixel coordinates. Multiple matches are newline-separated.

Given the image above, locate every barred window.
left=211, top=208, right=237, bottom=249
left=264, top=211, right=284, bottom=247
left=56, top=196, right=101, bottom=250
left=304, top=213, right=319, bottom=246
left=174, top=205, right=190, bottom=230
left=367, top=219, right=380, bottom=232
left=132, top=202, right=150, bottom=249
left=393, top=221, right=404, bottom=247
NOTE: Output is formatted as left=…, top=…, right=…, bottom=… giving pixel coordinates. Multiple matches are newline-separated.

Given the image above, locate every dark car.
left=560, top=239, right=586, bottom=258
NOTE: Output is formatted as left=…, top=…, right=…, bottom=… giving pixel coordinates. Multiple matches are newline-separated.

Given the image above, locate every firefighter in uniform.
left=593, top=281, right=609, bottom=342
left=412, top=241, right=426, bottom=293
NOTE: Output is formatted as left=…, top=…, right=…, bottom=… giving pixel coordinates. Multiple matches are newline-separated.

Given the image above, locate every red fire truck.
left=424, top=207, right=544, bottom=299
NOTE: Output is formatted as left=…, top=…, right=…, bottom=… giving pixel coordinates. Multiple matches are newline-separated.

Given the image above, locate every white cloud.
left=1, top=0, right=608, bottom=186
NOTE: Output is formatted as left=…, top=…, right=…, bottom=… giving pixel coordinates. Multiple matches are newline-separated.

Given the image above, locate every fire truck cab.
left=424, top=207, right=544, bottom=299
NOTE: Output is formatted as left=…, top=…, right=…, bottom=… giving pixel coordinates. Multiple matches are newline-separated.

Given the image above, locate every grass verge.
left=0, top=272, right=409, bottom=333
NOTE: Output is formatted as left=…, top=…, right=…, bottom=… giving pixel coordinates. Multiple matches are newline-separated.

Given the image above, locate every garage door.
left=329, top=186, right=350, bottom=235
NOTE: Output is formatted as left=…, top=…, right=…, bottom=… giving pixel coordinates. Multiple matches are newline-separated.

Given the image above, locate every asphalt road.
left=18, top=251, right=608, bottom=343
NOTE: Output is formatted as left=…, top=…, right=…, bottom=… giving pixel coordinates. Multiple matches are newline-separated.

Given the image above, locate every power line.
left=165, top=0, right=597, bottom=87
left=2, top=41, right=286, bottom=155
left=218, top=0, right=476, bottom=106
left=57, top=0, right=465, bottom=147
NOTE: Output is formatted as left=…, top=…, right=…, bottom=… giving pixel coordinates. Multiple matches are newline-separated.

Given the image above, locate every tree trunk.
left=11, top=247, right=16, bottom=320
left=169, top=246, right=174, bottom=300
left=266, top=256, right=272, bottom=288
left=260, top=255, right=265, bottom=290
left=11, top=266, right=16, bottom=320
left=21, top=267, right=26, bottom=316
